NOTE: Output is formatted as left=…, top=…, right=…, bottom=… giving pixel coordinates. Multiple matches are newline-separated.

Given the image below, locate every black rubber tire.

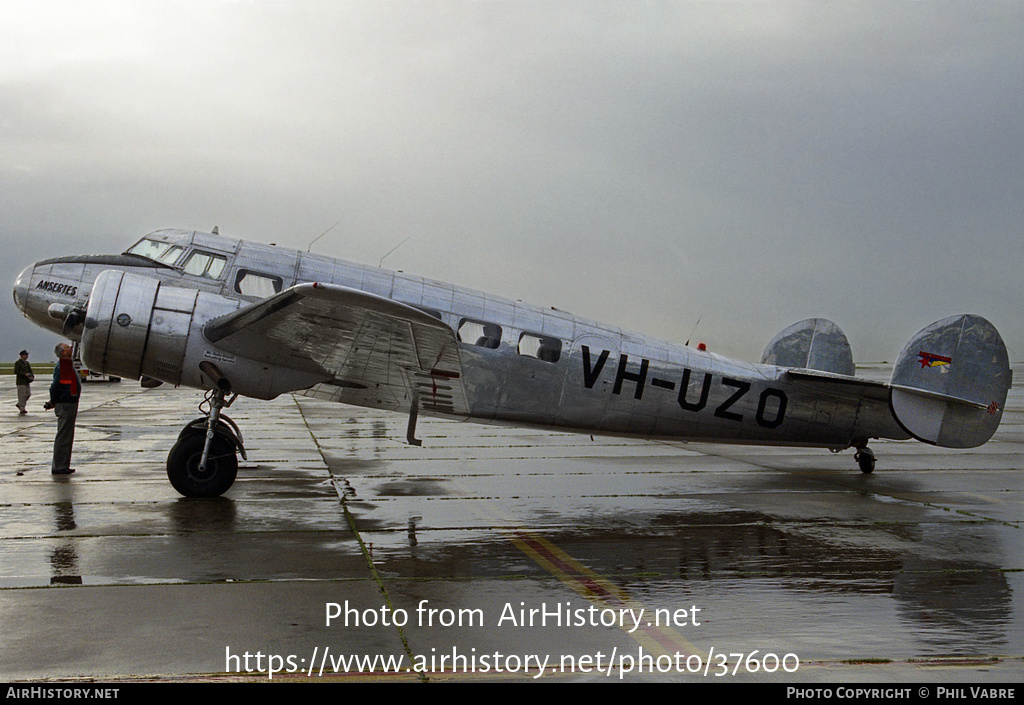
left=166, top=432, right=238, bottom=497
left=855, top=450, right=876, bottom=474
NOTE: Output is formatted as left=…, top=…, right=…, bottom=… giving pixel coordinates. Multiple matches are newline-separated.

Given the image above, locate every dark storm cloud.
left=1, top=1, right=1021, bottom=362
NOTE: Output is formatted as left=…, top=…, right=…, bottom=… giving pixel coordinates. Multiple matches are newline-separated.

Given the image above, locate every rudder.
left=889, top=314, right=1011, bottom=448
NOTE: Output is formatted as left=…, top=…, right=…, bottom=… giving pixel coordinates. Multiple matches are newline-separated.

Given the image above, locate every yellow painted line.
left=469, top=499, right=699, bottom=658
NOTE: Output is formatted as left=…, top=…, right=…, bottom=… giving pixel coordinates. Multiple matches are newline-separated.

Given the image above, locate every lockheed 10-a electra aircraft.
left=13, top=228, right=1011, bottom=497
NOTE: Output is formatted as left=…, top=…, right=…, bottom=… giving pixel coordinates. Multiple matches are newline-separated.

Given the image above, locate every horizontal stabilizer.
left=761, top=318, right=855, bottom=376
left=889, top=315, right=1011, bottom=448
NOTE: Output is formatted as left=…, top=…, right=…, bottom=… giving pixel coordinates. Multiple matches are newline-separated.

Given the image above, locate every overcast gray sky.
left=2, top=0, right=1022, bottom=366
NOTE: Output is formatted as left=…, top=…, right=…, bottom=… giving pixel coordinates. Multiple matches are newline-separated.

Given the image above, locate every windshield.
left=125, top=239, right=185, bottom=265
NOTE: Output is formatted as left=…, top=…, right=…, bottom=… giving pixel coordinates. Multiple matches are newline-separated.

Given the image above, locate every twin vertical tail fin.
left=889, top=315, right=1011, bottom=448
left=761, top=318, right=856, bottom=376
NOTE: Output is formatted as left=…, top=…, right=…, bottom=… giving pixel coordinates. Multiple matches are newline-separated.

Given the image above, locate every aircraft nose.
left=12, top=264, right=32, bottom=314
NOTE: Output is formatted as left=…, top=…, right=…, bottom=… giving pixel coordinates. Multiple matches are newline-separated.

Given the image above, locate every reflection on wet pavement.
left=0, top=368, right=1021, bottom=680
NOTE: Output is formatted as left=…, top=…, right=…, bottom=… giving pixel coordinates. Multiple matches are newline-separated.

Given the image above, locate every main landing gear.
left=166, top=376, right=246, bottom=497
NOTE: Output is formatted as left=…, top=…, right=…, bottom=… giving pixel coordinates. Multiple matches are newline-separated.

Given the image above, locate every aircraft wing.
left=204, top=282, right=468, bottom=416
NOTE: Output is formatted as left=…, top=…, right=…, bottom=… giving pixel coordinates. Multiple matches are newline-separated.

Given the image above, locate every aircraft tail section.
left=889, top=314, right=1011, bottom=448
left=761, top=318, right=856, bottom=376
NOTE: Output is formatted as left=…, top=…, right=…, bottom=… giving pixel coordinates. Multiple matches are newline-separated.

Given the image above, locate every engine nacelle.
left=81, top=270, right=327, bottom=399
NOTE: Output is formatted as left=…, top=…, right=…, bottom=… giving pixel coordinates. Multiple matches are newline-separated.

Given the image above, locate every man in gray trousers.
left=44, top=342, right=80, bottom=475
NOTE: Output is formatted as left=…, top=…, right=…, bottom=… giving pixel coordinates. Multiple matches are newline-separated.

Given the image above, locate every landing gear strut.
left=854, top=446, right=876, bottom=474
left=166, top=384, right=244, bottom=497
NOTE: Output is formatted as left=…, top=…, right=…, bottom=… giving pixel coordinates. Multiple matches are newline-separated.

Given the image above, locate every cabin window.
left=235, top=269, right=283, bottom=298
left=458, top=319, right=502, bottom=349
left=518, top=333, right=561, bottom=363
left=126, top=239, right=185, bottom=265
left=182, top=250, right=227, bottom=279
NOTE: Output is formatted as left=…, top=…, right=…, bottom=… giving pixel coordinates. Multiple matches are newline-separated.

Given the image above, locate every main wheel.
left=167, top=432, right=238, bottom=497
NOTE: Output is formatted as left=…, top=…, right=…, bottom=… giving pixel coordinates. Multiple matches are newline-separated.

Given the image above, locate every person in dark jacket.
left=44, top=342, right=80, bottom=475
left=14, top=350, right=33, bottom=414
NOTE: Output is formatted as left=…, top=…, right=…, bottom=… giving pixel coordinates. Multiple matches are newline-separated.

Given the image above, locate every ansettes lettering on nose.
left=36, top=280, right=78, bottom=297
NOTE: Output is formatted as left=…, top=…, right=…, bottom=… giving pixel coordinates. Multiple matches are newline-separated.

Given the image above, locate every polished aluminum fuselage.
left=14, top=229, right=906, bottom=449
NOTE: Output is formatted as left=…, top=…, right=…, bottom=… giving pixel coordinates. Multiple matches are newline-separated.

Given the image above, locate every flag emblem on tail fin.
left=918, top=351, right=952, bottom=368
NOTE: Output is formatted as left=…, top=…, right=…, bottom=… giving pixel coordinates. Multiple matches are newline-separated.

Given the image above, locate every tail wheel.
left=167, top=432, right=238, bottom=497
left=854, top=448, right=876, bottom=474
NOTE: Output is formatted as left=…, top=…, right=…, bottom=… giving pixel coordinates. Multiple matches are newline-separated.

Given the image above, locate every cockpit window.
left=182, top=250, right=227, bottom=279
left=126, top=239, right=185, bottom=265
